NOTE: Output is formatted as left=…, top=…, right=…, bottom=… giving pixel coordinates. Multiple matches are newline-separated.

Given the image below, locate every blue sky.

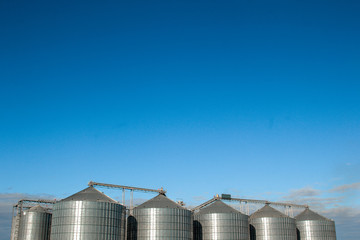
left=1, top=0, right=360, bottom=239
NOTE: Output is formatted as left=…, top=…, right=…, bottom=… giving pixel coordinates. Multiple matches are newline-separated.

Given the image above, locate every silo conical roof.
left=296, top=208, right=331, bottom=221
left=26, top=205, right=49, bottom=213
left=61, top=187, right=118, bottom=203
left=250, top=204, right=289, bottom=219
left=198, top=200, right=241, bottom=214
left=136, top=194, right=186, bottom=209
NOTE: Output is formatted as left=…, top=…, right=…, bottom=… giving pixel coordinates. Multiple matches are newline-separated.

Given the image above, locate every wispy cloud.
left=278, top=182, right=360, bottom=240
left=321, top=207, right=360, bottom=239
left=283, top=187, right=322, bottom=199
left=329, top=182, right=360, bottom=193
left=192, top=195, right=207, bottom=202
left=2, top=184, right=360, bottom=240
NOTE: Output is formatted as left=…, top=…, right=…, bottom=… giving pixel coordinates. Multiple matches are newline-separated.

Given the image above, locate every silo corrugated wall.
left=128, top=194, right=192, bottom=240
left=250, top=204, right=296, bottom=240
left=18, top=206, right=51, bottom=240
left=296, top=208, right=336, bottom=240
left=50, top=187, right=126, bottom=240
left=194, top=200, right=249, bottom=240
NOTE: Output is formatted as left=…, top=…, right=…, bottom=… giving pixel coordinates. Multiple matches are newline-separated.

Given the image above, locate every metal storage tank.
left=18, top=205, right=51, bottom=240
left=50, top=186, right=126, bottom=240
left=250, top=203, right=296, bottom=240
left=10, top=214, right=20, bottom=240
left=193, top=199, right=249, bottom=240
left=295, top=207, right=336, bottom=240
left=128, top=194, right=192, bottom=240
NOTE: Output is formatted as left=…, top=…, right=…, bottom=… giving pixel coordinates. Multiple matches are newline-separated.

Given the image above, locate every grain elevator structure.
left=9, top=181, right=337, bottom=240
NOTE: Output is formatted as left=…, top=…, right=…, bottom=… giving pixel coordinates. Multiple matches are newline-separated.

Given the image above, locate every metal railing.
left=88, top=181, right=166, bottom=212
left=192, top=195, right=307, bottom=217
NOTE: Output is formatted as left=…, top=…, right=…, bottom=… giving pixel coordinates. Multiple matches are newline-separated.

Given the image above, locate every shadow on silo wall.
left=193, top=220, right=202, bottom=240
left=297, top=228, right=301, bottom=240
left=127, top=216, right=137, bottom=240
left=250, top=224, right=256, bottom=240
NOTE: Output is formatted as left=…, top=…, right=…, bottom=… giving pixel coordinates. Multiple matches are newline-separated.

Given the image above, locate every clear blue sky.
left=0, top=0, right=360, bottom=238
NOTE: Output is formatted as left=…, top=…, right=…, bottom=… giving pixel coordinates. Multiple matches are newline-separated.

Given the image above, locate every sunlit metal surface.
left=128, top=195, right=192, bottom=240
left=296, top=220, right=336, bottom=240
left=250, top=204, right=296, bottom=240
left=50, top=187, right=126, bottom=240
left=18, top=206, right=51, bottom=240
left=295, top=208, right=336, bottom=240
left=10, top=215, right=20, bottom=240
left=194, top=212, right=249, bottom=240
left=128, top=208, right=192, bottom=240
left=193, top=200, right=249, bottom=240
left=51, top=201, right=125, bottom=240
left=250, top=217, right=297, bottom=240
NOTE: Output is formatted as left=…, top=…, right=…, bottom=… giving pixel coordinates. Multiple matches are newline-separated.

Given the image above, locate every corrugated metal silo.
left=50, top=186, right=126, bottom=240
left=250, top=203, right=296, bottom=240
left=18, top=205, right=51, bottom=240
left=193, top=200, right=249, bottom=240
left=295, top=208, right=336, bottom=240
left=10, top=214, right=20, bottom=240
left=128, top=194, right=192, bottom=240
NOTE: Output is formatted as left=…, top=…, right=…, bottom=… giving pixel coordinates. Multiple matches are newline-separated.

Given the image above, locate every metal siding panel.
left=128, top=207, right=192, bottom=240
left=296, top=220, right=336, bottom=240
left=194, top=212, right=249, bottom=240
left=50, top=200, right=125, bottom=240
left=250, top=217, right=297, bottom=240
left=18, top=211, right=51, bottom=240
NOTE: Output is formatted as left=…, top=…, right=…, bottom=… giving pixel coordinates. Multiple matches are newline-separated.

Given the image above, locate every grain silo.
left=17, top=205, right=52, bottom=240
left=50, top=186, right=126, bottom=240
left=10, top=214, right=20, bottom=240
left=193, top=200, right=249, bottom=240
left=128, top=194, right=192, bottom=240
left=250, top=203, right=296, bottom=240
left=295, top=207, right=336, bottom=240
